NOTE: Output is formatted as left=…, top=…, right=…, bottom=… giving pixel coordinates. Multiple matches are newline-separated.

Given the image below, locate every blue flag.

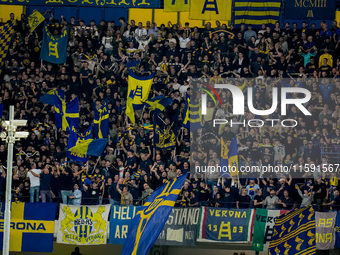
left=122, top=174, right=188, bottom=255
left=0, top=104, right=3, bottom=132
left=40, top=23, right=68, bottom=64
left=93, top=98, right=109, bottom=139
left=336, top=211, right=340, bottom=248
left=153, top=107, right=179, bottom=149
left=68, top=138, right=108, bottom=157
left=142, top=95, right=173, bottom=113
left=0, top=202, right=57, bottom=252
left=39, top=89, right=64, bottom=105
left=269, top=206, right=316, bottom=255
left=67, top=124, right=92, bottom=162
left=55, top=96, right=79, bottom=131
left=182, top=93, right=202, bottom=131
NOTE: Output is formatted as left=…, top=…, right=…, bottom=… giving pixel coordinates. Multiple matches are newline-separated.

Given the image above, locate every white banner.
left=56, top=204, right=111, bottom=245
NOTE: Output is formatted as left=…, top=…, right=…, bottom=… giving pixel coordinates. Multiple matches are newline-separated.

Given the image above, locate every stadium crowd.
left=0, top=12, right=340, bottom=211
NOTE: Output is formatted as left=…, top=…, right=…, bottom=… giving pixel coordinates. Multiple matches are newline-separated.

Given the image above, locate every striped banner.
left=234, top=0, right=281, bottom=27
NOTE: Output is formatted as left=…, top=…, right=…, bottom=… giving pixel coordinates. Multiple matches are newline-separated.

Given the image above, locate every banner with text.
left=56, top=204, right=111, bottom=245
left=285, top=0, right=335, bottom=20
left=316, top=211, right=336, bottom=250
left=198, top=208, right=254, bottom=243
left=109, top=205, right=144, bottom=245
left=155, top=207, right=200, bottom=246
left=0, top=0, right=160, bottom=8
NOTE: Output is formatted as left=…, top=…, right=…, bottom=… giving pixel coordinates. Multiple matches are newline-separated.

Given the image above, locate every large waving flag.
left=39, top=89, right=65, bottom=105
left=67, top=124, right=92, bottom=162
left=40, top=23, right=68, bottom=64
left=55, top=96, right=79, bottom=131
left=143, top=95, right=173, bottom=113
left=0, top=104, right=3, bottom=132
left=183, top=94, right=202, bottom=131
left=128, top=70, right=154, bottom=110
left=221, top=136, right=238, bottom=177
left=269, top=206, right=316, bottom=255
left=28, top=10, right=45, bottom=33
left=68, top=138, right=108, bottom=157
left=122, top=173, right=188, bottom=255
left=234, top=0, right=281, bottom=28
left=126, top=70, right=154, bottom=124
left=94, top=98, right=109, bottom=139
left=0, top=21, right=16, bottom=74
left=0, top=202, right=57, bottom=252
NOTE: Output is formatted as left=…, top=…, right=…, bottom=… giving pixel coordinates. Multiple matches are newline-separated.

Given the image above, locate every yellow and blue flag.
left=164, top=0, right=189, bottom=12
left=221, top=136, right=238, bottom=177
left=122, top=173, right=188, bottom=255
left=142, top=95, right=173, bottom=113
left=269, top=206, right=316, bottom=255
left=234, top=0, right=281, bottom=28
left=0, top=21, right=16, bottom=74
left=128, top=70, right=154, bottom=110
left=126, top=70, right=154, bottom=124
left=0, top=104, right=3, bottom=132
left=67, top=124, right=92, bottom=162
left=0, top=202, right=57, bottom=252
left=94, top=98, right=109, bottom=139
left=68, top=138, right=108, bottom=157
left=28, top=10, right=45, bottom=33
left=189, top=0, right=232, bottom=20
left=40, top=22, right=68, bottom=64
left=183, top=94, right=202, bottom=131
left=39, top=89, right=65, bottom=105
left=55, top=96, right=79, bottom=131
left=154, top=106, right=179, bottom=149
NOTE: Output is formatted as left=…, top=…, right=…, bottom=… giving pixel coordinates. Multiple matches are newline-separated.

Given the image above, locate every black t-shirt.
left=59, top=173, right=74, bottom=191
left=254, top=195, right=263, bottom=208
left=333, top=196, right=340, bottom=210
left=40, top=173, right=52, bottom=190
left=238, top=194, right=251, bottom=208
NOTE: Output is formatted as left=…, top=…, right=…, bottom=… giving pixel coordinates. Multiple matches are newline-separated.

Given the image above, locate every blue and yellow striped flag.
left=68, top=138, right=108, bottom=157
left=269, top=206, right=316, bottom=255
left=234, top=0, right=281, bottom=27
left=94, top=98, right=109, bottom=139
left=55, top=96, right=79, bottom=131
left=122, top=173, right=188, bottom=255
left=28, top=10, right=45, bottom=33
left=0, top=202, right=57, bottom=252
left=0, top=21, right=16, bottom=74
left=182, top=94, right=202, bottom=131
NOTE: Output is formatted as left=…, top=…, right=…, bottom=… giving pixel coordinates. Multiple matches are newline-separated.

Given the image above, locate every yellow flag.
left=126, top=97, right=136, bottom=124
left=164, top=0, right=189, bottom=12
left=189, top=0, right=232, bottom=20
left=28, top=11, right=45, bottom=33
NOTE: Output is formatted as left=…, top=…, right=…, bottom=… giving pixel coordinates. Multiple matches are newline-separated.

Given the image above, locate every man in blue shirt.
left=69, top=184, right=82, bottom=205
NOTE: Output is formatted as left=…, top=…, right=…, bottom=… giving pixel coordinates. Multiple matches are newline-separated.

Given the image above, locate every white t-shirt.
left=179, top=37, right=191, bottom=49
left=27, top=169, right=42, bottom=187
